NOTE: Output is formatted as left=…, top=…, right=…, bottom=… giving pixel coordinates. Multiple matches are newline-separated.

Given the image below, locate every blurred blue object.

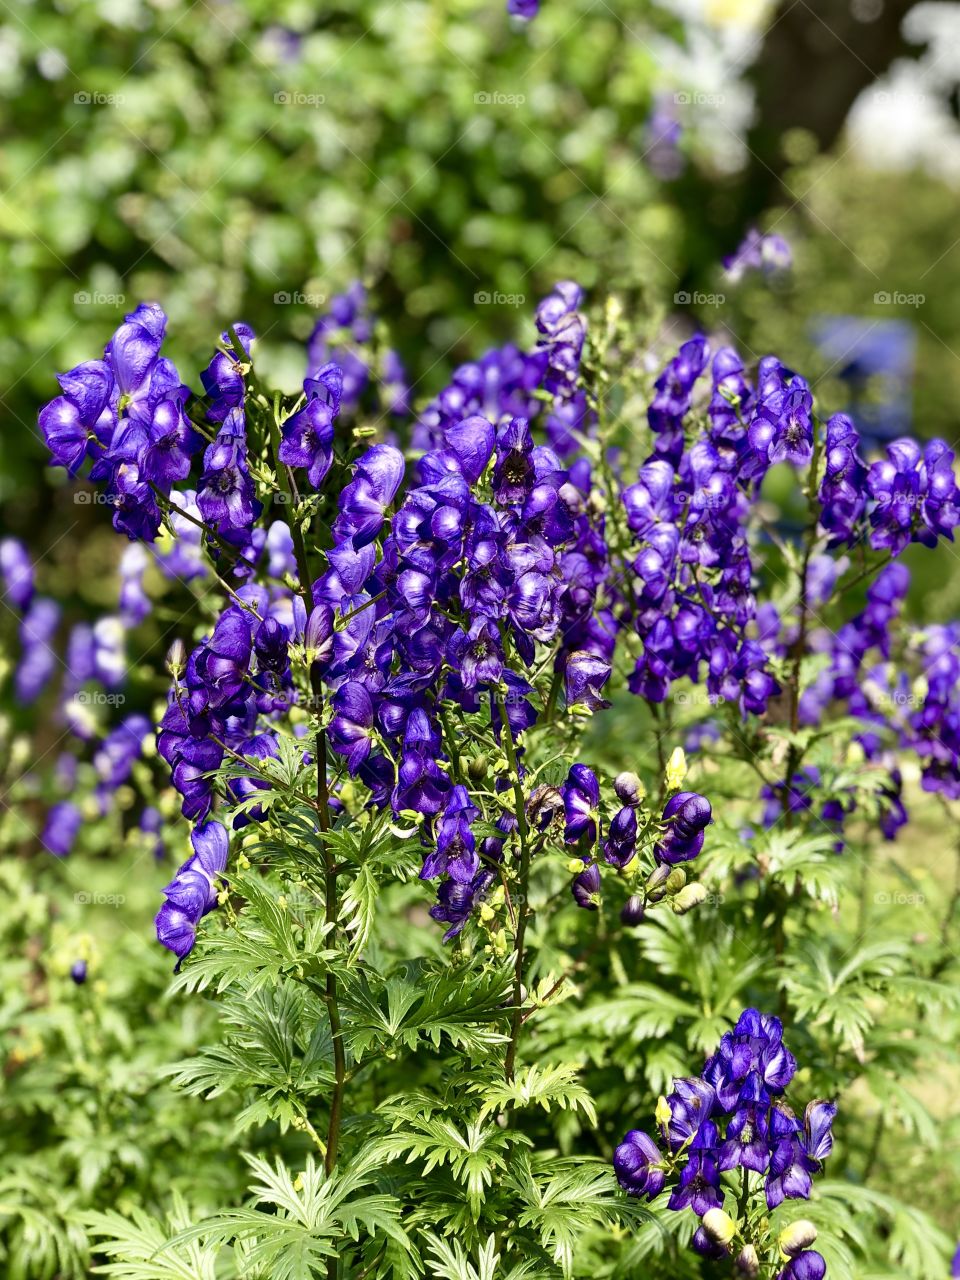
left=812, top=317, right=916, bottom=446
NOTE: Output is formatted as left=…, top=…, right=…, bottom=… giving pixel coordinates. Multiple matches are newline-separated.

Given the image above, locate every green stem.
left=498, top=691, right=533, bottom=1084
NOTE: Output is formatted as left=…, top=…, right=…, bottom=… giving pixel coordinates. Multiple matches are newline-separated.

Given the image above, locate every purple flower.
left=564, top=650, right=611, bottom=711
left=70, top=959, right=88, bottom=985
left=562, top=763, right=600, bottom=844
left=329, top=681, right=376, bottom=774
left=449, top=619, right=504, bottom=688
left=655, top=791, right=712, bottom=865
left=0, top=539, right=34, bottom=611
left=422, top=784, right=480, bottom=883
left=278, top=392, right=337, bottom=489
left=614, top=1130, right=665, bottom=1199
left=571, top=860, right=601, bottom=909
left=667, top=1121, right=722, bottom=1215
left=333, top=443, right=405, bottom=548
left=41, top=801, right=82, bottom=857
left=156, top=819, right=229, bottom=963
left=778, top=1253, right=826, bottom=1280
left=507, top=0, right=539, bottom=16
left=602, top=805, right=637, bottom=869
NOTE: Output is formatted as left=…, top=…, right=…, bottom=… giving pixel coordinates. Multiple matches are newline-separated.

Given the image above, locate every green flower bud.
left=671, top=882, right=708, bottom=914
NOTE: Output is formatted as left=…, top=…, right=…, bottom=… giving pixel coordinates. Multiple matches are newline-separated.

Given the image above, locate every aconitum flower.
left=818, top=413, right=865, bottom=543
left=0, top=538, right=34, bottom=611
left=422, top=784, right=480, bottom=882
left=563, top=763, right=600, bottom=844
left=333, top=443, right=405, bottom=548
left=571, top=860, right=601, bottom=909
left=777, top=1254, right=826, bottom=1280
left=952, top=1242, right=960, bottom=1278
left=155, top=819, right=229, bottom=963
left=507, top=0, right=539, bottom=15
left=15, top=597, right=60, bottom=703
left=602, top=805, right=637, bottom=868
left=70, top=959, right=88, bottom=985
left=655, top=791, right=712, bottom=864
left=564, top=649, right=611, bottom=711
left=748, top=381, right=813, bottom=467
left=614, top=1131, right=665, bottom=1199
left=41, top=801, right=82, bottom=856
left=278, top=373, right=339, bottom=488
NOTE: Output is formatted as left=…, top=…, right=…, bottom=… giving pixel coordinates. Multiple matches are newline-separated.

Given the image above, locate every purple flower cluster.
left=306, top=283, right=410, bottom=419
left=155, top=820, right=229, bottom=964
left=615, top=1010, right=835, bottom=1266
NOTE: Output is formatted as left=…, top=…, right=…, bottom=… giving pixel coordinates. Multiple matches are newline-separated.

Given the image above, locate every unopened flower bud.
left=664, top=867, right=687, bottom=895
left=671, top=882, right=708, bottom=914
left=645, top=863, right=671, bottom=900
left=304, top=604, right=334, bottom=667
left=614, top=771, right=645, bottom=806
left=701, top=1208, right=736, bottom=1247
left=665, top=746, right=687, bottom=790
left=467, top=754, right=488, bottom=782
left=166, top=638, right=186, bottom=679
left=620, top=895, right=645, bottom=927
left=70, top=959, right=87, bottom=985
left=778, top=1220, right=818, bottom=1259
left=735, top=1244, right=759, bottom=1277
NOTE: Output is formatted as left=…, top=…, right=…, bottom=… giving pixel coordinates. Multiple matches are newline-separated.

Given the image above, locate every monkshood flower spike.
left=615, top=1009, right=836, bottom=1275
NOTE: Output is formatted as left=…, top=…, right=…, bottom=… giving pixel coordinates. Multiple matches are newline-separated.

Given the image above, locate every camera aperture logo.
left=474, top=91, right=525, bottom=107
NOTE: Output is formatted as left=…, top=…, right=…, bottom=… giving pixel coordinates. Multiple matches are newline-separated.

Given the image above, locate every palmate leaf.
left=83, top=1194, right=222, bottom=1280
left=473, top=1063, right=597, bottom=1126
left=813, top=1181, right=955, bottom=1278
left=507, top=1155, right=656, bottom=1280
left=162, top=1155, right=413, bottom=1280
left=340, top=959, right=513, bottom=1057
left=421, top=1232, right=541, bottom=1280
left=370, top=1108, right=517, bottom=1216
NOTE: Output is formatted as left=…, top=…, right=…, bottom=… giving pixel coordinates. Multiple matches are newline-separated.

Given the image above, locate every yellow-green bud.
left=665, top=746, right=687, bottom=790
left=701, top=1208, right=736, bottom=1247
left=655, top=1095, right=672, bottom=1127
left=778, top=1220, right=818, bottom=1259
left=664, top=867, right=687, bottom=895
left=671, top=882, right=709, bottom=914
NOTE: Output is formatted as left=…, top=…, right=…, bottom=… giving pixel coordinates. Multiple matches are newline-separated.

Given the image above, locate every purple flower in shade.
left=613, top=1131, right=666, bottom=1199
left=952, top=1243, right=960, bottom=1278
left=602, top=805, right=637, bottom=869
left=119, top=543, right=151, bottom=627
left=719, top=1075, right=772, bottom=1174
left=724, top=228, right=792, bottom=283
left=198, top=427, right=262, bottom=532
left=422, top=784, right=480, bottom=882
left=39, top=359, right=114, bottom=474
left=0, top=538, right=34, bottom=611
left=142, top=397, right=200, bottom=485
left=564, top=649, right=611, bottom=711
left=141, top=805, right=164, bottom=860
left=15, top=597, right=60, bottom=704
left=228, top=731, right=279, bottom=827
left=329, top=681, right=376, bottom=774
left=571, top=860, right=601, bottom=909
left=448, top=619, right=504, bottom=688
left=278, top=391, right=337, bottom=489
left=655, top=791, right=712, bottom=865
left=70, top=959, right=88, bottom=985
left=156, top=819, right=229, bottom=963
left=778, top=1254, right=826, bottom=1280
left=428, top=869, right=495, bottom=941
left=201, top=323, right=254, bottom=421
left=667, top=1120, right=722, bottom=1215
left=648, top=336, right=709, bottom=461
left=492, top=417, right=535, bottom=505
left=562, top=763, right=600, bottom=844
left=507, top=0, right=539, bottom=16
left=93, top=714, right=151, bottom=789
left=41, top=801, right=82, bottom=857
left=333, top=443, right=405, bottom=548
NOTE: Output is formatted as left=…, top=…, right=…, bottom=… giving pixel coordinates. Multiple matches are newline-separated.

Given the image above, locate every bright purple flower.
left=667, top=1120, right=722, bottom=1215
left=571, top=860, right=601, bottom=909
left=278, top=394, right=336, bottom=488
left=329, top=681, right=376, bottom=774
left=655, top=791, right=712, bottom=865
left=449, top=619, right=504, bottom=688
left=602, top=805, right=637, bottom=869
left=333, top=443, right=405, bottom=548
left=563, top=763, right=600, bottom=844
left=507, top=0, right=539, bottom=16
left=614, top=1130, right=665, bottom=1199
